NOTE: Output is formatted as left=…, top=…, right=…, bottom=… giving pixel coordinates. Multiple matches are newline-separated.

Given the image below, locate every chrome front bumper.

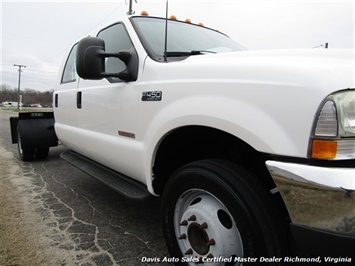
left=266, top=161, right=355, bottom=236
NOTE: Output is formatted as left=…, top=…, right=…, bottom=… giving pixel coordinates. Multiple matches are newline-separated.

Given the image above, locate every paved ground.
left=0, top=109, right=171, bottom=266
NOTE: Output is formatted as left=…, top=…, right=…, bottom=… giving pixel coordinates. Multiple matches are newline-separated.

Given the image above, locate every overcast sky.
left=1, top=0, right=354, bottom=92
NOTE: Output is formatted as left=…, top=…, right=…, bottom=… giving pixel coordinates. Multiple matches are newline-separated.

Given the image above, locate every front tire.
left=162, top=160, right=289, bottom=265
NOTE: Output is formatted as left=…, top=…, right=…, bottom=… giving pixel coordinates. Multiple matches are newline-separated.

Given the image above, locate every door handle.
left=77, top=91, right=82, bottom=109
left=55, top=94, right=59, bottom=107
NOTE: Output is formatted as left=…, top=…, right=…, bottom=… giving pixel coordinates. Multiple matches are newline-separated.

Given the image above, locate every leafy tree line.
left=0, top=84, right=54, bottom=106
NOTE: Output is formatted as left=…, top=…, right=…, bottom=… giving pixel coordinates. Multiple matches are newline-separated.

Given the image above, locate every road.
left=0, top=109, right=170, bottom=266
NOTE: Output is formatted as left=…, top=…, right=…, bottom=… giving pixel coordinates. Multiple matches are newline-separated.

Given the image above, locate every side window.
left=61, top=44, right=78, bottom=83
left=97, top=23, right=134, bottom=76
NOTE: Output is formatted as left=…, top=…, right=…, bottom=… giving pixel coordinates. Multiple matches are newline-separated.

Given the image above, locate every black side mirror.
left=76, top=37, right=138, bottom=81
left=76, top=37, right=106, bottom=80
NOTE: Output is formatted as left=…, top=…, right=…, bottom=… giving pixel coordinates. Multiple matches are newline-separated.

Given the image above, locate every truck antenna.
left=164, top=0, right=169, bottom=62
left=127, top=0, right=137, bottom=15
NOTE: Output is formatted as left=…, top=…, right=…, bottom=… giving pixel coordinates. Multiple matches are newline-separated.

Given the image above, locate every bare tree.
left=0, top=84, right=54, bottom=106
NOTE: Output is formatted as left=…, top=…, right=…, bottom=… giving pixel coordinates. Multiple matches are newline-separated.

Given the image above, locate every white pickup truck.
left=10, top=14, right=354, bottom=264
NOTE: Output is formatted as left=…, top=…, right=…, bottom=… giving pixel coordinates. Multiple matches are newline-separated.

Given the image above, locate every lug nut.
left=180, top=220, right=188, bottom=226
left=188, top=215, right=196, bottom=221
left=207, top=239, right=216, bottom=246
left=199, top=222, right=208, bottom=229
left=185, top=248, right=193, bottom=255
left=178, top=233, right=187, bottom=240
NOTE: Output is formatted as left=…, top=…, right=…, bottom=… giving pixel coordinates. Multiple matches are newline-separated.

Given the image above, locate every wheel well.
left=152, top=126, right=273, bottom=195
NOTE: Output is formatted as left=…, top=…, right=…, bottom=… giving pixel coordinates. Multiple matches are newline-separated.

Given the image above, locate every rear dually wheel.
left=17, top=126, right=34, bottom=161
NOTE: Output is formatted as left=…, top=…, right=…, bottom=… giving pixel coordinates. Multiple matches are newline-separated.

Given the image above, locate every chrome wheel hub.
left=174, top=189, right=243, bottom=265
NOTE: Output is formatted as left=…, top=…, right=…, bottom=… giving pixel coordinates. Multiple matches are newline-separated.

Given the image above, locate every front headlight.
left=337, top=91, right=355, bottom=136
left=310, top=89, right=355, bottom=160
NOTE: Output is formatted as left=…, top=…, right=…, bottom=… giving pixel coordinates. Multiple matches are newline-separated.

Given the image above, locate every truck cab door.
left=54, top=44, right=81, bottom=151
left=75, top=22, right=140, bottom=173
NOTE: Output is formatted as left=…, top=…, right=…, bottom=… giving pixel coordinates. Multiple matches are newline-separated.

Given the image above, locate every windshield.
left=131, top=16, right=246, bottom=62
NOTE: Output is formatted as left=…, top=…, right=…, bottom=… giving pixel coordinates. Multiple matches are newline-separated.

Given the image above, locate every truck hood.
left=180, top=48, right=354, bottom=90
left=140, top=48, right=354, bottom=159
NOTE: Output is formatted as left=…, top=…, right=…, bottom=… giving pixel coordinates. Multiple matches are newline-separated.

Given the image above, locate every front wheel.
left=162, top=160, right=289, bottom=265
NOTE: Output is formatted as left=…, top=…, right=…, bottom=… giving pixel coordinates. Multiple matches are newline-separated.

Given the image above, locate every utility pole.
left=14, top=64, right=26, bottom=110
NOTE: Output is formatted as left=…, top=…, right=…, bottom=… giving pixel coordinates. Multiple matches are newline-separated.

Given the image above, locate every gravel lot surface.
left=0, top=109, right=171, bottom=266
